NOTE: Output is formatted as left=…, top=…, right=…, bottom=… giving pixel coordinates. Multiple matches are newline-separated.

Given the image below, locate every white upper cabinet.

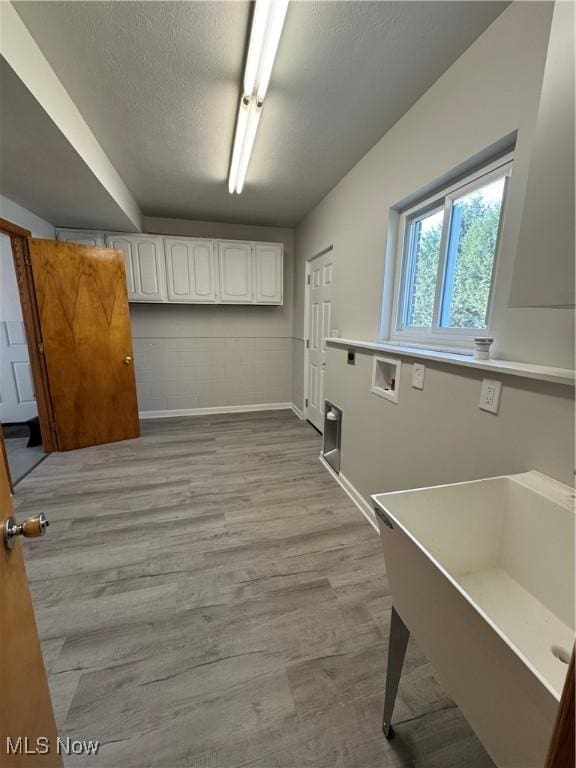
left=218, top=241, right=253, bottom=304
left=105, top=234, right=167, bottom=302
left=254, top=242, right=283, bottom=304
left=57, top=230, right=283, bottom=305
left=218, top=240, right=283, bottom=304
left=165, top=238, right=217, bottom=303
left=56, top=229, right=105, bottom=247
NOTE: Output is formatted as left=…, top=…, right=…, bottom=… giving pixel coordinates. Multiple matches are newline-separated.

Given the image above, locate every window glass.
left=404, top=208, right=443, bottom=327
left=440, top=176, right=506, bottom=328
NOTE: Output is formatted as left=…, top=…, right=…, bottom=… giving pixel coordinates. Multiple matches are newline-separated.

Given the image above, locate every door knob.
left=3, top=513, right=49, bottom=550
left=123, top=356, right=133, bottom=364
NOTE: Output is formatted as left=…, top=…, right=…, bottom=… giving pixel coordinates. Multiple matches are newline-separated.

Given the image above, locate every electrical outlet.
left=479, top=379, right=502, bottom=414
left=412, top=363, right=425, bottom=390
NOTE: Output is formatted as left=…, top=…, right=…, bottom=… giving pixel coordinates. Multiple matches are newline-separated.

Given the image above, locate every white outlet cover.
left=412, top=363, right=425, bottom=390
left=479, top=379, right=502, bottom=414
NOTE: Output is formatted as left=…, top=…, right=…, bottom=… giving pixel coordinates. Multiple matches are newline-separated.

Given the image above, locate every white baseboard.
left=290, top=403, right=305, bottom=420
left=319, top=455, right=379, bottom=533
left=139, top=402, right=293, bottom=420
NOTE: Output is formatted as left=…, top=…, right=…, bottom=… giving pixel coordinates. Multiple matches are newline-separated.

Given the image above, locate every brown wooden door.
left=28, top=239, right=140, bottom=451
left=0, top=434, right=61, bottom=766
left=545, top=650, right=575, bottom=768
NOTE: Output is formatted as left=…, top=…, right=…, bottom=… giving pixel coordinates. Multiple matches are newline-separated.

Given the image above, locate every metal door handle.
left=123, top=356, right=133, bottom=364
left=3, top=513, right=49, bottom=550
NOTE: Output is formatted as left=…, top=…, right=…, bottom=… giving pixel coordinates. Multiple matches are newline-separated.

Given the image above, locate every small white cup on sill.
left=474, top=337, right=494, bottom=360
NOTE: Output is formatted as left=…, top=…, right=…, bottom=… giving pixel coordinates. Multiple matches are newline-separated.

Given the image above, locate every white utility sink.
left=373, top=471, right=575, bottom=768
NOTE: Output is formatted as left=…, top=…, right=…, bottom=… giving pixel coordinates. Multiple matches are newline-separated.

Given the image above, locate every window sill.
left=325, top=338, right=575, bottom=387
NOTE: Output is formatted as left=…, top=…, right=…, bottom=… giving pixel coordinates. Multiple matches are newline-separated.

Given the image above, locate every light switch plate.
left=479, top=379, right=502, bottom=414
left=412, top=363, right=425, bottom=390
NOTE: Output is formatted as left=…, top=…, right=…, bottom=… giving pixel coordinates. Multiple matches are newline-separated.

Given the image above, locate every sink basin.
left=373, top=471, right=575, bottom=768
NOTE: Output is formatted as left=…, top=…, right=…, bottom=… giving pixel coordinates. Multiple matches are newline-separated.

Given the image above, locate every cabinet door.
left=105, top=234, right=167, bottom=302
left=218, top=241, right=253, bottom=303
left=56, top=229, right=105, bottom=247
left=254, top=242, right=283, bottom=304
left=165, top=238, right=217, bottom=303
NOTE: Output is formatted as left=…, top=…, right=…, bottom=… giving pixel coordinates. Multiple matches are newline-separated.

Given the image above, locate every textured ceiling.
left=12, top=1, right=507, bottom=227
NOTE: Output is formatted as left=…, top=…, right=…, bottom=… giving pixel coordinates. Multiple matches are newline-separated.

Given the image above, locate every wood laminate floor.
left=16, top=411, right=494, bottom=767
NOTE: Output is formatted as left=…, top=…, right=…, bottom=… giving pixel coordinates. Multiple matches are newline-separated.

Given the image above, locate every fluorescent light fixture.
left=235, top=100, right=262, bottom=194
left=228, top=97, right=262, bottom=194
left=253, top=0, right=289, bottom=104
left=228, top=96, right=250, bottom=194
left=228, top=0, right=289, bottom=194
left=243, top=0, right=289, bottom=103
left=243, top=1, right=271, bottom=98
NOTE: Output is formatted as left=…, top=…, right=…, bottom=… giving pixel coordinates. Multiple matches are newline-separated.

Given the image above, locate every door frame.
left=303, top=244, right=333, bottom=426
left=0, top=218, right=57, bottom=454
left=0, top=422, right=12, bottom=493
left=545, top=648, right=574, bottom=767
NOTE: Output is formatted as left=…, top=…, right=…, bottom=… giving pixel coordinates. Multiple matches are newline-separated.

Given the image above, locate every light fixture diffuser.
left=243, top=1, right=272, bottom=98
left=228, top=97, right=263, bottom=195
left=228, top=0, right=289, bottom=194
left=234, top=100, right=262, bottom=194
left=228, top=96, right=250, bottom=194
left=254, top=0, right=289, bottom=103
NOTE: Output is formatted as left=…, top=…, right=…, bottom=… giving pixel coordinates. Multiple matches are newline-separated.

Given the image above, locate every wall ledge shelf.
left=326, top=338, right=575, bottom=387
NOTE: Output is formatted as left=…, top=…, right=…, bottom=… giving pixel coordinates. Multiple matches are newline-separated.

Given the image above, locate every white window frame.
left=389, top=154, right=513, bottom=350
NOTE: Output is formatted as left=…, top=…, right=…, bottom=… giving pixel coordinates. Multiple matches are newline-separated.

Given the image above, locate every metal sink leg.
left=382, top=606, right=410, bottom=739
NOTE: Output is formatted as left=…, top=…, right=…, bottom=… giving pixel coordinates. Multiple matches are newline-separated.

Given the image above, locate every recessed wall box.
left=371, top=356, right=401, bottom=403
left=322, top=401, right=342, bottom=473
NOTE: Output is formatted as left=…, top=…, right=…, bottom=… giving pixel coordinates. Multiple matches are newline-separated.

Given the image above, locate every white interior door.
left=306, top=250, right=333, bottom=432
left=0, top=233, right=37, bottom=423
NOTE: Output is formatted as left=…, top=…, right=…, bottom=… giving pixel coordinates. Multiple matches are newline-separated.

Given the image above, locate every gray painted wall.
left=293, top=3, right=574, bottom=503
left=328, top=346, right=574, bottom=495
left=134, top=216, right=296, bottom=413
left=509, top=1, right=575, bottom=309
left=0, top=194, right=55, bottom=238
left=292, top=338, right=304, bottom=414
left=294, top=2, right=573, bottom=375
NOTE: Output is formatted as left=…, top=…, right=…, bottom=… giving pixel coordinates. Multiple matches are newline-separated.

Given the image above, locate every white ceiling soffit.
left=0, top=58, right=142, bottom=231
left=11, top=1, right=508, bottom=228
left=1, top=0, right=142, bottom=230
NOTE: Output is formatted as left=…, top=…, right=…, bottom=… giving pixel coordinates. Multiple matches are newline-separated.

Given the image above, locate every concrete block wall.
left=133, top=336, right=293, bottom=413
